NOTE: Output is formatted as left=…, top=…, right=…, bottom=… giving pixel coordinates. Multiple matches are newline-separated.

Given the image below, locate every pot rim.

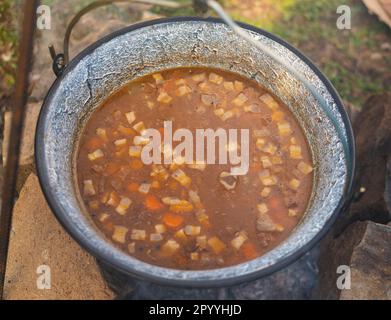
left=35, top=16, right=355, bottom=288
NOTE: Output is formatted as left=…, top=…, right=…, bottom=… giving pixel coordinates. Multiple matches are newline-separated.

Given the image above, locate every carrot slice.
left=127, top=182, right=139, bottom=193
left=144, top=195, right=164, bottom=211
left=241, top=242, right=258, bottom=259
left=163, top=212, right=184, bottom=228
left=118, top=124, right=135, bottom=136
left=130, top=159, right=144, bottom=170
left=86, top=137, right=104, bottom=150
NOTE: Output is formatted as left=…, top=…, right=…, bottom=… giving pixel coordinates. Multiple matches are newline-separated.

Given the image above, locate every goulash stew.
left=76, top=68, right=313, bottom=270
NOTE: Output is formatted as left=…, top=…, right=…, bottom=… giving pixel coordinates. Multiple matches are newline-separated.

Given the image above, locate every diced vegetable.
left=132, top=121, right=146, bottom=134
left=208, top=236, right=226, bottom=254
left=259, top=170, right=278, bottom=186
left=297, top=161, right=313, bottom=175
left=220, top=110, right=234, bottom=122
left=176, top=85, right=192, bottom=97
left=257, top=203, right=269, bottom=215
left=107, top=191, right=120, bottom=207
left=271, top=156, right=283, bottom=165
left=209, top=72, right=224, bottom=84
left=83, top=179, right=96, bottom=196
left=112, top=226, right=128, bottom=243
left=198, top=81, right=211, bottom=92
left=256, top=138, right=266, bottom=150
left=253, top=128, right=270, bottom=138
left=138, top=183, right=151, bottom=194
left=272, top=111, right=284, bottom=122
left=118, top=124, right=134, bottom=136
left=129, top=145, right=142, bottom=157
left=289, top=145, right=302, bottom=159
left=223, top=81, right=234, bottom=90
left=201, top=94, right=219, bottom=106
left=144, top=195, right=164, bottom=211
left=188, top=190, right=201, bottom=206
left=133, top=135, right=150, bottom=146
left=260, top=187, right=272, bottom=198
left=150, top=233, right=163, bottom=242
left=150, top=165, right=169, bottom=181
left=130, top=159, right=143, bottom=170
left=169, top=200, right=194, bottom=213
left=174, top=228, right=187, bottom=240
left=114, top=138, right=127, bottom=147
left=152, top=73, right=164, bottom=84
left=232, top=93, right=248, bottom=107
left=146, top=100, right=155, bottom=110
left=171, top=169, right=192, bottom=187
left=289, top=178, right=301, bottom=190
left=155, top=224, right=166, bottom=234
left=256, top=213, right=277, bottom=232
left=262, top=143, right=277, bottom=155
left=115, top=197, right=132, bottom=215
left=96, top=128, right=108, bottom=141
left=196, top=236, right=207, bottom=249
left=234, top=81, right=244, bottom=91
left=184, top=225, right=201, bottom=236
left=196, top=210, right=210, bottom=228
left=128, top=242, right=136, bottom=253
left=163, top=212, right=184, bottom=228
left=260, top=156, right=272, bottom=168
left=190, top=252, right=199, bottom=261
left=88, top=149, right=104, bottom=161
left=161, top=197, right=181, bottom=205
left=125, top=111, right=136, bottom=125
left=151, top=180, right=160, bottom=189
left=192, top=73, right=206, bottom=82
left=241, top=242, right=257, bottom=259
left=288, top=209, right=298, bottom=217
left=98, top=213, right=110, bottom=222
left=161, top=239, right=180, bottom=256
left=278, top=121, right=292, bottom=136
left=219, top=171, right=238, bottom=190
left=244, top=103, right=262, bottom=113
left=126, top=182, right=139, bottom=192
left=131, top=229, right=146, bottom=241
left=214, top=108, right=225, bottom=117
left=157, top=90, right=172, bottom=104
left=231, top=231, right=248, bottom=250
left=260, top=93, right=279, bottom=109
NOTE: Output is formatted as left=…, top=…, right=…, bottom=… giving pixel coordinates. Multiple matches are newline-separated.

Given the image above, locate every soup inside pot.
left=76, top=67, right=313, bottom=270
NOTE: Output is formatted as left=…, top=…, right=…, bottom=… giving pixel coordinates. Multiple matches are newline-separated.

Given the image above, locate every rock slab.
left=4, top=173, right=114, bottom=300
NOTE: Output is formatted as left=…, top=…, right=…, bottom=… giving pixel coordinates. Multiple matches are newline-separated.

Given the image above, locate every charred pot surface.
left=35, top=18, right=353, bottom=287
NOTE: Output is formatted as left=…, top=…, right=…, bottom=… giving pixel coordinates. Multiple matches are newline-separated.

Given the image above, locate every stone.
left=315, top=221, right=391, bottom=299
left=340, top=222, right=391, bottom=300
left=345, top=93, right=391, bottom=224
left=4, top=173, right=114, bottom=300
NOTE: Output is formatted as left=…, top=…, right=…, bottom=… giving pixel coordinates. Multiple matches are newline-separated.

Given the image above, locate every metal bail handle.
left=48, top=0, right=353, bottom=179
left=48, top=0, right=188, bottom=76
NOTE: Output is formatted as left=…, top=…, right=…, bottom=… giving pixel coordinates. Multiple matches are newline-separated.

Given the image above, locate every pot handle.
left=48, top=0, right=188, bottom=76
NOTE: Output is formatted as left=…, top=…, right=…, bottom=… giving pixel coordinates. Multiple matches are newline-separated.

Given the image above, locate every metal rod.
left=207, top=0, right=352, bottom=172
left=63, top=0, right=187, bottom=64
left=0, top=0, right=38, bottom=299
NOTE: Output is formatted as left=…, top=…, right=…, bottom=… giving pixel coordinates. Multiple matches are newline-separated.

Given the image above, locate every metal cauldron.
left=35, top=17, right=355, bottom=287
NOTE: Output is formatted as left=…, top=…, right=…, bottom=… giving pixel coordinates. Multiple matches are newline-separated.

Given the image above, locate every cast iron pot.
left=35, top=17, right=355, bottom=287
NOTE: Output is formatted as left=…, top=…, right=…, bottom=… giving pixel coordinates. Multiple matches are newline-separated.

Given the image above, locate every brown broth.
left=76, top=67, right=313, bottom=270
